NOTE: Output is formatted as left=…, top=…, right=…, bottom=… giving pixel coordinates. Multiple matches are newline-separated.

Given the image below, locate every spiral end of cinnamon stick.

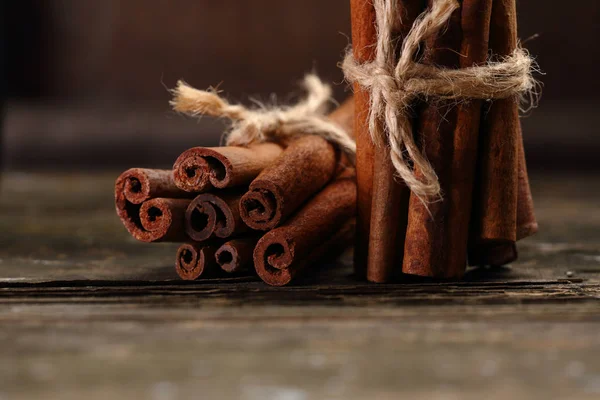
left=253, top=232, right=295, bottom=286
left=185, top=194, right=237, bottom=241
left=173, top=151, right=212, bottom=193
left=118, top=170, right=151, bottom=205
left=185, top=196, right=218, bottom=241
left=173, top=147, right=234, bottom=192
left=240, top=187, right=281, bottom=231
left=215, top=244, right=238, bottom=273
left=175, top=243, right=218, bottom=280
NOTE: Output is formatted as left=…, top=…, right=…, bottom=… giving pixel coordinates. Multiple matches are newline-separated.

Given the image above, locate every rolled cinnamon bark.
left=470, top=0, right=520, bottom=244
left=136, top=198, right=190, bottom=242
left=366, top=0, right=425, bottom=283
left=468, top=134, right=538, bottom=267
left=175, top=242, right=220, bottom=280
left=240, top=135, right=339, bottom=231
left=516, top=129, right=538, bottom=240
left=216, top=237, right=259, bottom=274
left=172, top=143, right=283, bottom=193
left=115, top=168, right=192, bottom=242
left=253, top=177, right=356, bottom=286
left=403, top=0, right=493, bottom=279
left=185, top=191, right=248, bottom=241
left=350, top=0, right=378, bottom=279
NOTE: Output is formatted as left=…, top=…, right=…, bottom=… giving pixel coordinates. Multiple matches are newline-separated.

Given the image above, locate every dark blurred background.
left=2, top=0, right=599, bottom=171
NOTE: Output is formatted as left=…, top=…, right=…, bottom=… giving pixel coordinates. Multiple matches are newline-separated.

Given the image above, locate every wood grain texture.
left=0, top=172, right=599, bottom=399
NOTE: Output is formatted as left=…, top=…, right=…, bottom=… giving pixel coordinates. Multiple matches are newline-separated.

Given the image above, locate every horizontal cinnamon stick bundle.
left=240, top=135, right=340, bottom=231
left=172, top=143, right=283, bottom=193
left=185, top=191, right=248, bottom=241
left=253, top=176, right=356, bottom=286
left=115, top=168, right=192, bottom=242
left=175, top=242, right=221, bottom=280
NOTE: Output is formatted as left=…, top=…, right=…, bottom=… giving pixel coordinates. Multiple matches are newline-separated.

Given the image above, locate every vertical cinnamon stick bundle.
left=467, top=0, right=538, bottom=267
left=366, top=0, right=425, bottom=283
left=253, top=177, right=356, bottom=286
left=403, top=0, right=494, bottom=279
left=175, top=242, right=221, bottom=280
left=185, top=191, right=248, bottom=241
left=349, top=0, right=378, bottom=278
left=239, top=135, right=339, bottom=231
left=172, top=143, right=283, bottom=192
left=115, top=168, right=192, bottom=242
left=216, top=237, right=259, bottom=274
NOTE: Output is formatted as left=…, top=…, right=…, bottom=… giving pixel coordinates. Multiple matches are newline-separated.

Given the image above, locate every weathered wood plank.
left=1, top=172, right=600, bottom=399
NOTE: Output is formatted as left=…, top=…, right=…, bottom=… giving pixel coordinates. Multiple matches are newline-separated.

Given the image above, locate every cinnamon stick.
left=253, top=177, right=356, bottom=286
left=135, top=198, right=190, bottom=242
left=172, top=143, right=283, bottom=192
left=115, top=168, right=192, bottom=242
left=468, top=134, right=538, bottom=267
left=350, top=0, right=377, bottom=279
left=240, top=135, right=339, bottom=231
left=403, top=0, right=493, bottom=279
left=516, top=128, right=538, bottom=240
left=185, top=191, right=248, bottom=241
left=216, top=237, right=259, bottom=274
left=175, top=242, right=220, bottom=280
left=470, top=0, right=520, bottom=245
left=366, top=0, right=425, bottom=283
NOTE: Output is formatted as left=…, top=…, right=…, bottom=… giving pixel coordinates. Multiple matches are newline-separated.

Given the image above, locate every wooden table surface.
left=0, top=172, right=599, bottom=399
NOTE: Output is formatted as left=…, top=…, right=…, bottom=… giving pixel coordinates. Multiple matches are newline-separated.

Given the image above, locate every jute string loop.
left=171, top=75, right=356, bottom=160
left=342, top=0, right=538, bottom=201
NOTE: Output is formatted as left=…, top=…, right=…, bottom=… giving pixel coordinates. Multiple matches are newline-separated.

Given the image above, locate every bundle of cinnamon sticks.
left=115, top=0, right=537, bottom=286
left=350, top=0, right=537, bottom=282
left=115, top=100, right=357, bottom=286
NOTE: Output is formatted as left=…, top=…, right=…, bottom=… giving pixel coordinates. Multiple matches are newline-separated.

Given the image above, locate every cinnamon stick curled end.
left=175, top=243, right=219, bottom=280
left=115, top=169, right=190, bottom=242
left=185, top=192, right=247, bottom=241
left=253, top=232, right=296, bottom=286
left=172, top=154, right=212, bottom=193
left=173, top=144, right=283, bottom=193
left=239, top=184, right=281, bottom=231
left=215, top=237, right=259, bottom=274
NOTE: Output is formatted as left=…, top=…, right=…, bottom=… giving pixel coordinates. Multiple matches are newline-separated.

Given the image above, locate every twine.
left=343, top=0, right=538, bottom=201
left=171, top=0, right=538, bottom=201
left=170, top=75, right=356, bottom=160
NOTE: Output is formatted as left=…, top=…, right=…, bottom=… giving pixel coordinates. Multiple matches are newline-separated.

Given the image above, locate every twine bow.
left=342, top=0, right=538, bottom=201
left=171, top=75, right=356, bottom=160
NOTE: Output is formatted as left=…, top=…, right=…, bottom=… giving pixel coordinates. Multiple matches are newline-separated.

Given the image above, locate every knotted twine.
left=171, top=75, right=356, bottom=160
left=171, top=0, right=538, bottom=201
left=342, top=0, right=538, bottom=201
